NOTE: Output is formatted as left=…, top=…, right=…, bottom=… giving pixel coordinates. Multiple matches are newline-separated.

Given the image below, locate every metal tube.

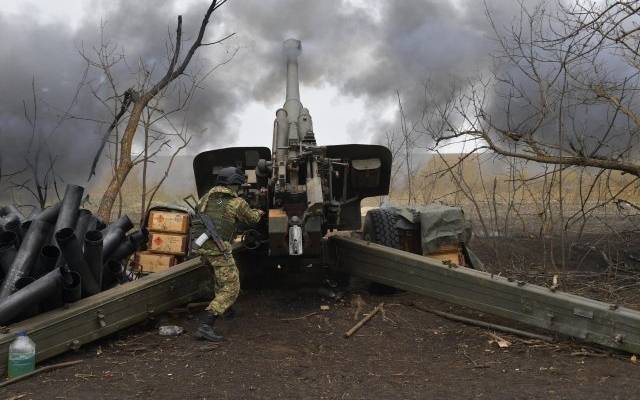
left=0, top=232, right=17, bottom=248
left=101, top=215, right=133, bottom=235
left=84, top=230, right=104, bottom=292
left=20, top=220, right=31, bottom=239
left=272, top=118, right=278, bottom=160
left=35, top=203, right=61, bottom=224
left=109, top=228, right=148, bottom=262
left=284, top=38, right=301, bottom=103
left=73, top=209, right=94, bottom=246
left=109, top=239, right=134, bottom=263
left=101, top=260, right=123, bottom=290
left=35, top=246, right=64, bottom=313
left=15, top=276, right=39, bottom=320
left=275, top=109, right=290, bottom=186
left=0, top=205, right=25, bottom=221
left=51, top=186, right=83, bottom=271
left=102, top=227, right=126, bottom=262
left=52, top=185, right=84, bottom=238
left=2, top=214, right=22, bottom=247
left=129, top=228, right=149, bottom=247
left=283, top=39, right=302, bottom=143
left=55, top=228, right=100, bottom=297
left=276, top=109, right=289, bottom=151
left=0, top=232, right=18, bottom=277
left=0, top=219, right=53, bottom=300
left=25, top=208, right=40, bottom=219
left=15, top=277, right=35, bottom=288
left=32, top=245, right=60, bottom=279
left=62, top=270, right=81, bottom=304
left=95, top=219, right=107, bottom=231
left=0, top=206, right=24, bottom=238
left=0, top=268, right=63, bottom=325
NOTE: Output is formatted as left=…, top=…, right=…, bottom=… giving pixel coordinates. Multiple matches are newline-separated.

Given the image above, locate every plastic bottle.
left=7, top=331, right=36, bottom=378
left=158, top=325, right=184, bottom=336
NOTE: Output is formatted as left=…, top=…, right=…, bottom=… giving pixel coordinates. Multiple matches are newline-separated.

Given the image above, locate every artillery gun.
left=193, top=39, right=392, bottom=266
left=3, top=40, right=640, bottom=374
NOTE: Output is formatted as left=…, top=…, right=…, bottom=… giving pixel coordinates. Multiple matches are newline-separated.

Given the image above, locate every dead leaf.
left=631, top=354, right=637, bottom=364
left=320, top=305, right=330, bottom=311
left=487, top=332, right=512, bottom=348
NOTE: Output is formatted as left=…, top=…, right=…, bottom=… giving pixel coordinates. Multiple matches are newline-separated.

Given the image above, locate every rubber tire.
left=363, top=209, right=402, bottom=295
left=363, top=209, right=400, bottom=248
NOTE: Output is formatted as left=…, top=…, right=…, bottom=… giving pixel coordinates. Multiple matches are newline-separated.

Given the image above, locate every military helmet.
left=216, top=167, right=246, bottom=186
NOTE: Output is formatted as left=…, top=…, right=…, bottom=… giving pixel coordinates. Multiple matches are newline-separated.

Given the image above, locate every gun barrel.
left=284, top=38, right=301, bottom=103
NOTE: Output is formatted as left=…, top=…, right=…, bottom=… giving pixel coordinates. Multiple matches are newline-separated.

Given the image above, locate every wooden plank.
left=0, top=258, right=212, bottom=375
left=330, top=236, right=640, bottom=354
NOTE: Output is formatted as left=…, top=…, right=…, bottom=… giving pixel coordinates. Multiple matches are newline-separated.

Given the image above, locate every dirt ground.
left=3, top=237, right=640, bottom=400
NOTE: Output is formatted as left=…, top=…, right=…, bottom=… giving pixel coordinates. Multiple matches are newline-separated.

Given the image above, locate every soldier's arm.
left=235, top=198, right=263, bottom=225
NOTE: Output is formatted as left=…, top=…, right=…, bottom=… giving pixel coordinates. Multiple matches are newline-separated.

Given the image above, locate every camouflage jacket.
left=195, top=186, right=262, bottom=256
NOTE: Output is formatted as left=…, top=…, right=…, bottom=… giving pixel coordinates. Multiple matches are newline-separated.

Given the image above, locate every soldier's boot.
left=222, top=307, right=236, bottom=320
left=194, top=312, right=224, bottom=342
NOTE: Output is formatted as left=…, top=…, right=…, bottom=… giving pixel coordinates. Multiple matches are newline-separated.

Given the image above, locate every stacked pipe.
left=0, top=184, right=148, bottom=325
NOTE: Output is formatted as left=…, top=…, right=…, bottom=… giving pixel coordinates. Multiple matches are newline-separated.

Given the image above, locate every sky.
left=0, top=0, right=519, bottom=194
left=0, top=0, right=414, bottom=148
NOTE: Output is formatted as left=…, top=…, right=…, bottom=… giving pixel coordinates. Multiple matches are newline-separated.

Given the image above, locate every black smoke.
left=0, top=0, right=523, bottom=202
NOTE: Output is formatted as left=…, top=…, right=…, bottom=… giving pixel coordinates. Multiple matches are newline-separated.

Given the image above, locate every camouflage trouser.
left=202, top=254, right=240, bottom=316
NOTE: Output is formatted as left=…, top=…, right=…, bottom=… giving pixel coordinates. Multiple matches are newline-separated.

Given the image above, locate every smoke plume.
left=0, top=0, right=523, bottom=203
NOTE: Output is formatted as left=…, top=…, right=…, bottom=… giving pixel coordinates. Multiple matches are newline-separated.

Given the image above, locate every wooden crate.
left=135, top=251, right=177, bottom=273
left=148, top=232, right=188, bottom=256
left=424, top=244, right=465, bottom=266
left=148, top=210, right=190, bottom=234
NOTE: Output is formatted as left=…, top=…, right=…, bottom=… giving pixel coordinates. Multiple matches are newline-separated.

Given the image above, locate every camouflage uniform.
left=195, top=186, right=262, bottom=316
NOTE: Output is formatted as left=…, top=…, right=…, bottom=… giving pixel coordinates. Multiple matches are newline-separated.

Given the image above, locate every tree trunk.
left=140, top=120, right=149, bottom=227
left=96, top=101, right=146, bottom=222
left=93, top=0, right=222, bottom=222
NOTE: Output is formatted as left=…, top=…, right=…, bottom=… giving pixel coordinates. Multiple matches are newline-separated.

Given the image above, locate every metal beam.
left=0, top=258, right=212, bottom=375
left=330, top=236, right=640, bottom=354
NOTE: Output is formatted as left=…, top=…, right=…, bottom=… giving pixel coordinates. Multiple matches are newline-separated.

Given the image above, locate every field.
left=3, top=154, right=640, bottom=399
left=3, top=237, right=640, bottom=400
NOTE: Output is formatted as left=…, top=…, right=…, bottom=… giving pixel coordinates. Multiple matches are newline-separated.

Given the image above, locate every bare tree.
left=427, top=1, right=640, bottom=177
left=4, top=70, right=90, bottom=210
left=137, top=92, right=193, bottom=225
left=382, top=89, right=426, bottom=205
left=412, top=0, right=640, bottom=269
left=87, top=0, right=233, bottom=222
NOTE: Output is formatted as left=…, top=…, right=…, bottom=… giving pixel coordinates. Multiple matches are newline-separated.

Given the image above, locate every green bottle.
left=7, top=331, right=36, bottom=378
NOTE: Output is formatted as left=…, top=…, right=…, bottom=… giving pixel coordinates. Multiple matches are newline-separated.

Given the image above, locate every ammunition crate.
left=135, top=251, right=177, bottom=273
left=147, top=210, right=190, bottom=234
left=148, top=232, right=188, bottom=256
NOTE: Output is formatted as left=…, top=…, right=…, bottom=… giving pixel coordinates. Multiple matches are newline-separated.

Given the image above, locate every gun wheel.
left=363, top=208, right=402, bottom=295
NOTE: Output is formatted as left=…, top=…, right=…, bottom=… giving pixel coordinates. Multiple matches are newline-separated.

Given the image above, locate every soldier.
left=194, top=166, right=264, bottom=341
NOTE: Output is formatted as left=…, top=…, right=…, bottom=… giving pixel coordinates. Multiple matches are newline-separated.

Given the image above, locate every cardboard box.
left=135, top=251, right=177, bottom=273
left=148, top=210, right=190, bottom=234
left=148, top=232, right=188, bottom=255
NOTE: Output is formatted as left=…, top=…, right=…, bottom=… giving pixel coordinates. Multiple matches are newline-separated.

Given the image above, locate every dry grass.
left=388, top=153, right=640, bottom=237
